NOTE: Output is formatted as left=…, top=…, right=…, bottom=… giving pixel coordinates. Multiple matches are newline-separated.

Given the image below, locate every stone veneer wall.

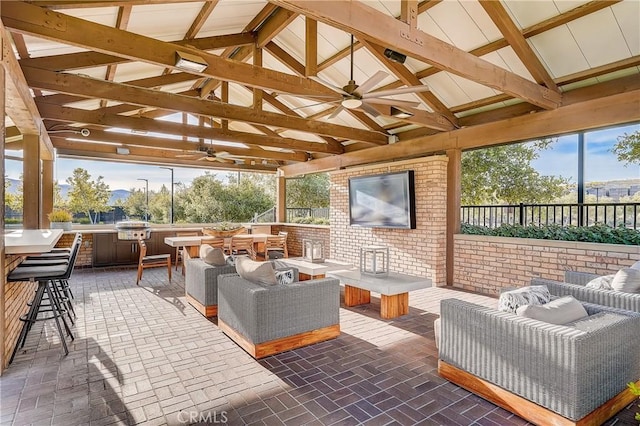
left=2, top=255, right=35, bottom=370
left=271, top=224, right=330, bottom=258
left=330, top=156, right=448, bottom=285
left=453, top=234, right=640, bottom=295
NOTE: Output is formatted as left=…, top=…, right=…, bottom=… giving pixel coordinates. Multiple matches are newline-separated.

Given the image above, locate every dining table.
left=164, top=233, right=271, bottom=258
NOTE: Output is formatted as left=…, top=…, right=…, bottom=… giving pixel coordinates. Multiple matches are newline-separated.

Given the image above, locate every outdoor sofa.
left=184, top=252, right=236, bottom=317
left=217, top=267, right=340, bottom=358
left=532, top=270, right=640, bottom=312
left=438, top=298, right=640, bottom=426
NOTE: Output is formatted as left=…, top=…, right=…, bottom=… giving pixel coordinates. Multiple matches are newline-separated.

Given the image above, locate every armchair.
left=533, top=270, right=640, bottom=312
left=438, top=298, right=640, bottom=425
left=217, top=272, right=340, bottom=358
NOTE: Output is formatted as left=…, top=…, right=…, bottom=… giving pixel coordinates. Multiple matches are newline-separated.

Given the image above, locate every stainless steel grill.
left=115, top=221, right=151, bottom=240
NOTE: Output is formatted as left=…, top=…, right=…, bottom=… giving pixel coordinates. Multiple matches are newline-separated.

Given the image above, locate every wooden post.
left=253, top=46, right=263, bottom=110
left=22, top=134, right=41, bottom=229
left=0, top=27, right=6, bottom=374
left=276, top=174, right=286, bottom=223
left=446, top=149, right=461, bottom=286
left=41, top=159, right=53, bottom=228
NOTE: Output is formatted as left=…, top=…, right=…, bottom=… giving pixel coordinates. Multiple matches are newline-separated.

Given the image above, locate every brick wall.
left=330, top=156, right=448, bottom=285
left=272, top=224, right=330, bottom=258
left=454, top=234, right=640, bottom=295
left=3, top=255, right=35, bottom=370
left=55, top=232, right=92, bottom=267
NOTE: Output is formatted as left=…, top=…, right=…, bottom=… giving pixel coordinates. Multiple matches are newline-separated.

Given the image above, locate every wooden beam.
left=276, top=175, right=286, bottom=223
left=271, top=0, right=560, bottom=110
left=0, top=22, right=53, bottom=159
left=27, top=0, right=207, bottom=8
left=480, top=1, right=558, bottom=92
left=253, top=46, right=263, bottom=110
left=36, top=102, right=345, bottom=155
left=305, top=17, right=317, bottom=77
left=100, top=4, right=132, bottom=107
left=279, top=88, right=639, bottom=176
left=2, top=2, right=333, bottom=99
left=256, top=7, right=297, bottom=48
left=400, top=0, right=418, bottom=29
left=185, top=0, right=219, bottom=39
left=19, top=32, right=256, bottom=72
left=265, top=41, right=306, bottom=76
left=23, top=67, right=382, bottom=145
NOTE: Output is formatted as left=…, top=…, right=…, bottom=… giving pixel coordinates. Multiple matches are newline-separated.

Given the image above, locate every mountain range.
left=5, top=178, right=131, bottom=205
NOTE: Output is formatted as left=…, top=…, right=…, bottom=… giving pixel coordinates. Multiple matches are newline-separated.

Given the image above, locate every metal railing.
left=461, top=203, right=640, bottom=230
left=251, top=207, right=330, bottom=223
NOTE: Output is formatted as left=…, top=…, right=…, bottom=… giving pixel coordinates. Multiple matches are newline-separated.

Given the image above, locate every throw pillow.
left=516, top=296, right=588, bottom=325
left=199, top=246, right=226, bottom=266
left=630, top=260, right=640, bottom=271
left=225, top=255, right=235, bottom=266
left=498, top=285, right=551, bottom=313
left=235, top=256, right=277, bottom=286
left=585, top=274, right=615, bottom=290
left=611, top=268, right=640, bottom=293
left=275, top=269, right=295, bottom=285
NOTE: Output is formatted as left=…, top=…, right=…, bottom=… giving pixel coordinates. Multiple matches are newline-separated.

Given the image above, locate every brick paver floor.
left=0, top=267, right=636, bottom=425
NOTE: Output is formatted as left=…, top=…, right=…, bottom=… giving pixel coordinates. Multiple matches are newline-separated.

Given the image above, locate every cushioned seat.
left=184, top=255, right=236, bottom=317
left=438, top=298, right=640, bottom=425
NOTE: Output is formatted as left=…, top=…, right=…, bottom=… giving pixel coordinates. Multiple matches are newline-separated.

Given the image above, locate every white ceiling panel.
left=275, top=16, right=306, bottom=64
left=423, top=71, right=471, bottom=107
left=22, top=35, right=86, bottom=58
left=417, top=10, right=453, bottom=44
left=316, top=22, right=350, bottom=63
left=424, top=0, right=492, bottom=51
left=261, top=50, right=297, bottom=76
left=567, top=8, right=632, bottom=68
left=528, top=26, right=589, bottom=78
left=492, top=47, right=536, bottom=82
left=611, top=1, right=640, bottom=56
left=197, top=1, right=267, bottom=37
left=127, top=2, right=206, bottom=41
left=447, top=73, right=500, bottom=103
left=553, top=0, right=591, bottom=14
left=502, top=1, right=560, bottom=29
left=278, top=129, right=326, bottom=143
left=458, top=0, right=503, bottom=42
left=59, top=6, right=119, bottom=27
left=113, top=62, right=166, bottom=83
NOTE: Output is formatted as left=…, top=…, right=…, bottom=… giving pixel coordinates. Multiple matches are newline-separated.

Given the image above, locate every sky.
left=4, top=122, right=639, bottom=192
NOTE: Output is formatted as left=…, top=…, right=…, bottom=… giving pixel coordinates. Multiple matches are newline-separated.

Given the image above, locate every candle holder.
left=360, top=246, right=389, bottom=277
left=302, top=239, right=325, bottom=263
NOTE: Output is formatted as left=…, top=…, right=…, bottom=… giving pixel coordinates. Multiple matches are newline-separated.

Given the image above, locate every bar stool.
left=6, top=234, right=82, bottom=363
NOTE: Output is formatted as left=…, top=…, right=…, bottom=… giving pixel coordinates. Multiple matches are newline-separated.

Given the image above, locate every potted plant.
left=202, top=222, right=245, bottom=238
left=48, top=209, right=73, bottom=231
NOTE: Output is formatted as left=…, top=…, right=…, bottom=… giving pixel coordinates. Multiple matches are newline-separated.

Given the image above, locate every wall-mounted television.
left=348, top=170, right=416, bottom=229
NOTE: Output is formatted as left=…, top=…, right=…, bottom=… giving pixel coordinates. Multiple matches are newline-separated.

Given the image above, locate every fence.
left=461, top=203, right=640, bottom=230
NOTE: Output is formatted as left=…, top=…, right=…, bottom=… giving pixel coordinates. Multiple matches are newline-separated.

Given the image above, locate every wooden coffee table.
left=327, top=269, right=432, bottom=319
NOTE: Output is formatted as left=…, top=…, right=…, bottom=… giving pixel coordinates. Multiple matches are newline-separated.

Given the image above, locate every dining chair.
left=175, top=231, right=198, bottom=273
left=201, top=237, right=226, bottom=251
left=254, top=234, right=288, bottom=260
left=137, top=238, right=171, bottom=285
left=228, top=235, right=255, bottom=259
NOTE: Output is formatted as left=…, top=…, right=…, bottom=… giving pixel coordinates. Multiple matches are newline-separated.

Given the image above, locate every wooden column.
left=253, top=46, right=263, bottom=110
left=22, top=133, right=41, bottom=229
left=276, top=175, right=286, bottom=223
left=41, top=159, right=53, bottom=228
left=0, top=28, right=6, bottom=375
left=446, top=149, right=462, bottom=286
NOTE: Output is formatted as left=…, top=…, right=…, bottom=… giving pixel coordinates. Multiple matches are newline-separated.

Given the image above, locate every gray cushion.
left=611, top=268, right=640, bottom=293
left=199, top=245, right=226, bottom=266
left=498, top=285, right=550, bottom=313
left=516, top=295, right=588, bottom=325
left=630, top=260, right=640, bottom=270
left=235, top=256, right=277, bottom=286
left=585, top=274, right=614, bottom=290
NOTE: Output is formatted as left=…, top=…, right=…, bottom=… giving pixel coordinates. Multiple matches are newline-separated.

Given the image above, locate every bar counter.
left=4, top=229, right=64, bottom=255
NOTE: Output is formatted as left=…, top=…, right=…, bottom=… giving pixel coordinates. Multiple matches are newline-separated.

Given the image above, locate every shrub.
left=48, top=209, right=73, bottom=222
left=628, top=382, right=640, bottom=422
left=289, top=216, right=329, bottom=225
left=461, top=223, right=640, bottom=245
left=78, top=217, right=91, bottom=224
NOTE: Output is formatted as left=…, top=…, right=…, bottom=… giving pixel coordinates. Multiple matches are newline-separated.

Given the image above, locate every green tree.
left=149, top=185, right=171, bottom=223
left=462, top=140, right=568, bottom=205
left=286, top=173, right=330, bottom=208
left=53, top=181, right=67, bottom=210
left=119, top=188, right=147, bottom=219
left=612, top=130, right=640, bottom=165
left=66, top=168, right=111, bottom=224
left=181, top=174, right=226, bottom=222
left=5, top=175, right=22, bottom=212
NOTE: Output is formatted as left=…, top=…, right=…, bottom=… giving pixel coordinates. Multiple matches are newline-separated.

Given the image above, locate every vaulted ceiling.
left=2, top=0, right=639, bottom=175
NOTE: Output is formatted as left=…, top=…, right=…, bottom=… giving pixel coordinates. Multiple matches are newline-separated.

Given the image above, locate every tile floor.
left=0, top=267, right=636, bottom=425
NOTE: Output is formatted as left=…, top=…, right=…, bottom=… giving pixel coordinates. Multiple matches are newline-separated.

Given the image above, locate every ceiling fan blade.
left=327, top=105, right=345, bottom=119
left=309, top=76, right=350, bottom=96
left=291, top=99, right=340, bottom=111
left=176, top=152, right=205, bottom=158
left=362, top=85, right=431, bottom=99
left=358, top=103, right=381, bottom=118
left=354, top=70, right=388, bottom=95
left=364, top=98, right=421, bottom=108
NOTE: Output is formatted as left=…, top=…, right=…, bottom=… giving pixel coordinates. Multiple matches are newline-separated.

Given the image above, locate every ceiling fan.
left=176, top=145, right=235, bottom=163
left=294, top=35, right=431, bottom=119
